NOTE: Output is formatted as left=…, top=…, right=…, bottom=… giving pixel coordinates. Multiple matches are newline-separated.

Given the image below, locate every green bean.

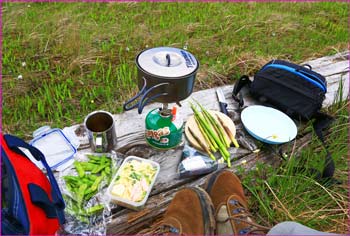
left=74, top=161, right=85, bottom=177
left=105, top=166, right=111, bottom=175
left=90, top=175, right=103, bottom=192
left=86, top=154, right=101, bottom=161
left=80, top=162, right=98, bottom=171
left=85, top=204, right=104, bottom=215
left=87, top=174, right=97, bottom=181
left=84, top=190, right=98, bottom=201
left=76, top=184, right=87, bottom=207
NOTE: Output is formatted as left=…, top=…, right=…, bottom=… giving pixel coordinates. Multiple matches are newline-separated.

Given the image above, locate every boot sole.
left=190, top=187, right=216, bottom=235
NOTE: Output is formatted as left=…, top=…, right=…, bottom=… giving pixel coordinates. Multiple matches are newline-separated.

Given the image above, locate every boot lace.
left=139, top=221, right=180, bottom=235
left=217, top=199, right=270, bottom=235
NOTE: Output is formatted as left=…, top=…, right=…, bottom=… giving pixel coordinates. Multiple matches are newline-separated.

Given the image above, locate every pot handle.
left=123, top=77, right=148, bottom=111
left=137, top=82, right=169, bottom=114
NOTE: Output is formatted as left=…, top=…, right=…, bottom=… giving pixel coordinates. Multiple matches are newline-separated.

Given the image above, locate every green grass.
left=238, top=100, right=349, bottom=233
left=2, top=2, right=349, bottom=233
left=2, top=2, right=348, bottom=137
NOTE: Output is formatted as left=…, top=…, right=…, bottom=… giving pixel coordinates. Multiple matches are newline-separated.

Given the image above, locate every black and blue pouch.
left=232, top=60, right=336, bottom=182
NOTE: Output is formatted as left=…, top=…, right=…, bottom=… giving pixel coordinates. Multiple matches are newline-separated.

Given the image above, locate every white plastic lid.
left=136, top=47, right=199, bottom=78
left=30, top=128, right=77, bottom=169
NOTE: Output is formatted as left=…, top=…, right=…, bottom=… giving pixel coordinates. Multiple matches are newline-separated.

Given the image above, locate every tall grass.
left=238, top=88, right=349, bottom=233
left=2, top=2, right=348, bottom=137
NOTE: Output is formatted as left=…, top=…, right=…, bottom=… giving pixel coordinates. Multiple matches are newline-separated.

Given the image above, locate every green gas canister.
left=145, top=106, right=183, bottom=149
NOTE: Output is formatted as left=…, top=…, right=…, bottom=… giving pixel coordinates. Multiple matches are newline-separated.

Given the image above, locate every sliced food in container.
left=107, top=156, right=160, bottom=210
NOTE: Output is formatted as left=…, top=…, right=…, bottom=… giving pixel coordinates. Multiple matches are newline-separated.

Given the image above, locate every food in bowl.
left=110, top=159, right=157, bottom=202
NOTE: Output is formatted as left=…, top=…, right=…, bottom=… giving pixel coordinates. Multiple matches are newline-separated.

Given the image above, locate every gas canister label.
left=146, top=127, right=170, bottom=141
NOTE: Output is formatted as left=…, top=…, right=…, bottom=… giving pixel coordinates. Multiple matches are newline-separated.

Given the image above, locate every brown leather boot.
left=143, top=187, right=216, bottom=235
left=205, top=170, right=270, bottom=235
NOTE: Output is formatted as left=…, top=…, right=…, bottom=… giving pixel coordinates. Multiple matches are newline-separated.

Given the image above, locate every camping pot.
left=123, top=47, right=199, bottom=114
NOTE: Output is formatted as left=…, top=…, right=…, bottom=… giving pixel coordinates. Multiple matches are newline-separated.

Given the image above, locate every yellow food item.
left=110, top=160, right=157, bottom=202
left=111, top=184, right=125, bottom=196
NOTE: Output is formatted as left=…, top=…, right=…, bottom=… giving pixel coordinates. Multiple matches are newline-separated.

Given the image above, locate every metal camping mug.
left=84, top=110, right=117, bottom=153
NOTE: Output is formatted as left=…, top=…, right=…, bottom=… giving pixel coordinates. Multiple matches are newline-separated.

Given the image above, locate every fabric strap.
left=312, top=112, right=335, bottom=180
left=232, top=75, right=251, bottom=108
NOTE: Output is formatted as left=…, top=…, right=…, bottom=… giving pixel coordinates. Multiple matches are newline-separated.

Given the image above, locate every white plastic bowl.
left=241, top=105, right=297, bottom=144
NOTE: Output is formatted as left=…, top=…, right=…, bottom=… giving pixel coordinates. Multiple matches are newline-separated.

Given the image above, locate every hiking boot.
left=205, top=170, right=270, bottom=235
left=143, top=187, right=216, bottom=235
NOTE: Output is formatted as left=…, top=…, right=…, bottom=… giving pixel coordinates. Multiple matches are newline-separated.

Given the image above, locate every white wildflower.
left=17, top=75, right=23, bottom=80
left=22, top=62, right=26, bottom=67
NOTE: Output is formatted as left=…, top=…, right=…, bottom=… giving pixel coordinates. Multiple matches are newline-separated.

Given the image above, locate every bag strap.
left=232, top=75, right=251, bottom=108
left=3, top=134, right=65, bottom=224
left=277, top=113, right=337, bottom=184
left=312, top=112, right=336, bottom=180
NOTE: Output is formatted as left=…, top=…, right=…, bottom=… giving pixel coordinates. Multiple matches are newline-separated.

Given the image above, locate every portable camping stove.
left=145, top=103, right=183, bottom=149
left=123, top=47, right=199, bottom=150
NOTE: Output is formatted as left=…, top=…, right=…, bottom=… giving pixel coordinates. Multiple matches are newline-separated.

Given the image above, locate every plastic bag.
left=178, top=145, right=218, bottom=178
left=58, top=151, right=123, bottom=235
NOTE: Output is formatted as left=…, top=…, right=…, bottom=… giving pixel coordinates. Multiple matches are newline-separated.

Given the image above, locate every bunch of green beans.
left=63, top=154, right=111, bottom=217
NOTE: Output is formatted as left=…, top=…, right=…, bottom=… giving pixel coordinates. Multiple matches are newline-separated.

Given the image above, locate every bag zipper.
left=261, top=64, right=327, bottom=92
left=257, top=74, right=322, bottom=101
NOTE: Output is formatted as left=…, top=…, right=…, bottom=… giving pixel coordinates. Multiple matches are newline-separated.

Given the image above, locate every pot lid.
left=136, top=47, right=199, bottom=78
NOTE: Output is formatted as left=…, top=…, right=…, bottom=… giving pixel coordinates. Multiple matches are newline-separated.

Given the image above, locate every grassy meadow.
left=2, top=2, right=349, bottom=234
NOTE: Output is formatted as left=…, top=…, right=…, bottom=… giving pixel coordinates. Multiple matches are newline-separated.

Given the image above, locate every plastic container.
left=107, top=156, right=160, bottom=210
left=30, top=127, right=77, bottom=170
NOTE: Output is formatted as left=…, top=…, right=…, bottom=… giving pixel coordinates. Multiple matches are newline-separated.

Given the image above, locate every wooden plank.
left=71, top=51, right=349, bottom=152
left=106, top=129, right=319, bottom=234
left=323, top=73, right=349, bottom=107
left=305, top=51, right=348, bottom=75
left=65, top=51, right=348, bottom=234
left=106, top=151, right=279, bottom=234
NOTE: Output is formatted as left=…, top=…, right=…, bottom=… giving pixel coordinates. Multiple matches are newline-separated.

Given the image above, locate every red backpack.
left=1, top=134, right=65, bottom=235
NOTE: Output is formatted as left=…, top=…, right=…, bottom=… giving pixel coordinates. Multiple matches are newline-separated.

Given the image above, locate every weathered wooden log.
left=71, top=51, right=349, bottom=153
left=105, top=129, right=328, bottom=234
left=65, top=51, right=348, bottom=234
